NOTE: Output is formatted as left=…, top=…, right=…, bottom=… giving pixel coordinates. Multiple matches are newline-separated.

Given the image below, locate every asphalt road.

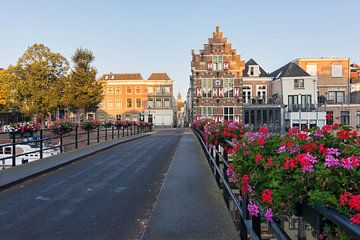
left=0, top=129, right=183, bottom=240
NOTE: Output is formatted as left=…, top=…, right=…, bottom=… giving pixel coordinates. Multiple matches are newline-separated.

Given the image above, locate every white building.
left=270, top=62, right=326, bottom=130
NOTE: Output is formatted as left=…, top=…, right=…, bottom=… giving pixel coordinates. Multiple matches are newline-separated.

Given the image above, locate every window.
left=340, top=111, right=350, bottom=125
left=163, top=86, right=170, bottom=94
left=116, top=114, right=121, bottom=120
left=332, top=64, right=342, bottom=77
left=114, top=87, right=121, bottom=94
left=115, top=99, right=122, bottom=109
left=223, top=79, right=234, bottom=97
left=224, top=107, right=234, bottom=121
left=301, top=95, right=312, bottom=111
left=164, top=98, right=170, bottom=108
left=105, top=76, right=109, bottom=80
left=126, top=99, right=132, bottom=108
left=148, top=98, right=154, bottom=108
left=357, top=111, right=360, bottom=125
left=212, top=55, right=224, bottom=71
left=201, top=107, right=212, bottom=117
left=4, top=147, right=11, bottom=155
left=328, top=91, right=345, bottom=103
left=136, top=98, right=141, bottom=108
left=135, top=87, right=141, bottom=94
left=358, top=72, right=360, bottom=78
left=306, top=64, right=317, bottom=76
left=0, top=147, right=2, bottom=154
left=201, top=79, right=213, bottom=98
left=256, top=85, right=267, bottom=103
left=248, top=65, right=260, bottom=76
left=156, top=98, right=162, bottom=108
left=107, top=87, right=113, bottom=95
left=288, top=95, right=299, bottom=111
left=147, top=87, right=153, bottom=94
left=107, top=99, right=113, bottom=109
left=294, top=79, right=304, bottom=89
left=156, top=87, right=162, bottom=94
left=243, top=86, right=252, bottom=103
left=126, top=87, right=132, bottom=94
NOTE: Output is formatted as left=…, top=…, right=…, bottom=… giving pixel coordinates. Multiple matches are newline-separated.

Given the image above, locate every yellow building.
left=95, top=73, right=174, bottom=126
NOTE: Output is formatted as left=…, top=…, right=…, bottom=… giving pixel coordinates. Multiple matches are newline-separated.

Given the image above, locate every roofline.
left=295, top=57, right=350, bottom=61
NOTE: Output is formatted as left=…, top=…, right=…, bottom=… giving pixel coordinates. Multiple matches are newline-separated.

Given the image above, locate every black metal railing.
left=193, top=129, right=360, bottom=240
left=287, top=104, right=317, bottom=112
left=0, top=125, right=152, bottom=169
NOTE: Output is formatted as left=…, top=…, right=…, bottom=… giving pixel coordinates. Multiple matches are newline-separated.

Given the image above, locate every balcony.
left=287, top=104, right=317, bottom=112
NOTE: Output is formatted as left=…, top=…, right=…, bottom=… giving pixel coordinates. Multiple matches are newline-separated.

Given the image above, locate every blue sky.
left=1, top=0, right=359, bottom=98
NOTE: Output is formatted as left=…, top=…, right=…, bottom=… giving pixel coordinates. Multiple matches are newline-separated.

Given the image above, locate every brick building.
left=190, top=26, right=245, bottom=122
left=95, top=72, right=174, bottom=127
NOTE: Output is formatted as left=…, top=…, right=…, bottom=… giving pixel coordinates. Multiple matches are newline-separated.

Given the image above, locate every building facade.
left=176, top=92, right=185, bottom=127
left=96, top=72, right=174, bottom=127
left=190, top=26, right=245, bottom=123
left=295, top=58, right=360, bottom=129
left=270, top=62, right=326, bottom=130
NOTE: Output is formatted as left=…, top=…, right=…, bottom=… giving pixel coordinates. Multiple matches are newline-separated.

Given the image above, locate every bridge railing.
left=193, top=128, right=360, bottom=240
left=0, top=125, right=152, bottom=169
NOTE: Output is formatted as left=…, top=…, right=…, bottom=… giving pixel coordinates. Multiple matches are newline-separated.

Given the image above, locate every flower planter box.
left=8, top=132, right=22, bottom=139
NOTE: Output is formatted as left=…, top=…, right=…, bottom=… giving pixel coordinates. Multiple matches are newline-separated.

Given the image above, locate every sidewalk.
left=0, top=132, right=153, bottom=191
left=142, top=130, right=239, bottom=240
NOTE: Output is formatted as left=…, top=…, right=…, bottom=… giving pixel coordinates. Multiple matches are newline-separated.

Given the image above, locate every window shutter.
left=218, top=115, right=223, bottom=122
left=196, top=115, right=201, bottom=121
left=235, top=116, right=240, bottom=122
left=207, top=62, right=213, bottom=70
left=219, top=88, right=224, bottom=97
left=234, top=87, right=239, bottom=97
left=213, top=88, right=218, bottom=97
left=213, top=115, right=217, bottom=121
left=196, top=87, right=202, bottom=98
left=223, top=62, right=229, bottom=70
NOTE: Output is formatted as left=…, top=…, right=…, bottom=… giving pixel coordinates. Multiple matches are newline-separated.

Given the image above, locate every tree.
left=0, top=68, right=10, bottom=112
left=62, top=48, right=103, bottom=117
left=10, top=43, right=69, bottom=126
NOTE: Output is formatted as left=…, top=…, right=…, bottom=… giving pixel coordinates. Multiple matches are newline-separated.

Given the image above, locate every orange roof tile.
left=147, top=73, right=171, bottom=80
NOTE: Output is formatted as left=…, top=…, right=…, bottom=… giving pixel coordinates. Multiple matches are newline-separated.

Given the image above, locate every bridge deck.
left=0, top=129, right=238, bottom=240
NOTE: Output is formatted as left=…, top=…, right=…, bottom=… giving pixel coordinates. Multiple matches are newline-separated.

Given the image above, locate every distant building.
left=96, top=72, right=174, bottom=127
left=270, top=62, right=326, bottom=130
left=350, top=63, right=360, bottom=93
left=190, top=26, right=245, bottom=123
left=295, top=58, right=360, bottom=129
left=176, top=92, right=185, bottom=127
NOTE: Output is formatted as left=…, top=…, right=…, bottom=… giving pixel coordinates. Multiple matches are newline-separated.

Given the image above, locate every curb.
left=0, top=133, right=151, bottom=191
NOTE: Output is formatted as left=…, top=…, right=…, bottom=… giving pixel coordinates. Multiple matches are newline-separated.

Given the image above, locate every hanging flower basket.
left=81, top=119, right=101, bottom=131
left=102, top=120, right=113, bottom=129
left=49, top=119, right=77, bottom=136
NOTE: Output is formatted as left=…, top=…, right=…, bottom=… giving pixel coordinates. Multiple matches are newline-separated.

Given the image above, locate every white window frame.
left=224, top=107, right=234, bottom=121
left=126, top=98, right=132, bottom=108
left=223, top=79, right=234, bottom=98
left=332, top=64, right=343, bottom=78
left=294, top=79, right=304, bottom=89
left=147, top=87, right=153, bottom=94
left=212, top=55, right=224, bottom=71
left=115, top=99, right=122, bottom=109
left=201, top=79, right=213, bottom=98
left=135, top=87, right=141, bottom=94
left=243, top=85, right=252, bottom=103
left=256, top=85, right=267, bottom=102
left=340, top=111, right=350, bottom=125
left=201, top=107, right=213, bottom=117
left=136, top=98, right=141, bottom=108
left=126, top=87, right=132, bottom=94
left=115, top=87, right=121, bottom=94
left=107, top=87, right=113, bottom=95
left=357, top=111, right=360, bottom=125
left=107, top=99, right=114, bottom=109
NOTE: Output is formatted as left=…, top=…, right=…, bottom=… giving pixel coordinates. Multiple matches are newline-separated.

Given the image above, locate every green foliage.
left=62, top=48, right=103, bottom=113
left=9, top=43, right=69, bottom=123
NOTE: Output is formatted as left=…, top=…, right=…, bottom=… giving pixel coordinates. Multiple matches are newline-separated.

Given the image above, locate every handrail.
left=0, top=125, right=152, bottom=168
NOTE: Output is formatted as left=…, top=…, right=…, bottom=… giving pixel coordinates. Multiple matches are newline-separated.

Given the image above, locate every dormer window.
left=248, top=65, right=260, bottom=77
left=111, top=75, right=115, bottom=80
left=105, top=75, right=109, bottom=80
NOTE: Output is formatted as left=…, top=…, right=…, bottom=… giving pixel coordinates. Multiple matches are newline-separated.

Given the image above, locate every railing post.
left=252, top=213, right=261, bottom=239
left=117, top=127, right=120, bottom=139
left=215, top=145, right=220, bottom=185
left=75, top=127, right=78, bottom=149
left=105, top=127, right=108, bottom=141
left=127, top=127, right=129, bottom=136
left=240, top=195, right=249, bottom=240
left=60, top=135, right=63, bottom=153
left=315, top=213, right=324, bottom=239
left=131, top=126, right=133, bottom=135
left=223, top=149, right=230, bottom=209
left=87, top=129, right=90, bottom=145
left=97, top=126, right=100, bottom=143
left=122, top=127, right=125, bottom=137
left=111, top=126, right=114, bottom=140
left=11, top=132, right=16, bottom=167
left=39, top=129, right=43, bottom=159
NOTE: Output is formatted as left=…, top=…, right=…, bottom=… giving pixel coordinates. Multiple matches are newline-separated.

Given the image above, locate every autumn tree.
left=62, top=48, right=103, bottom=117
left=10, top=43, right=69, bottom=126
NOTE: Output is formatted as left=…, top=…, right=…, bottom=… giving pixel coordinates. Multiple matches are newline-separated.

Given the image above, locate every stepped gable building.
left=190, top=26, right=245, bottom=122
